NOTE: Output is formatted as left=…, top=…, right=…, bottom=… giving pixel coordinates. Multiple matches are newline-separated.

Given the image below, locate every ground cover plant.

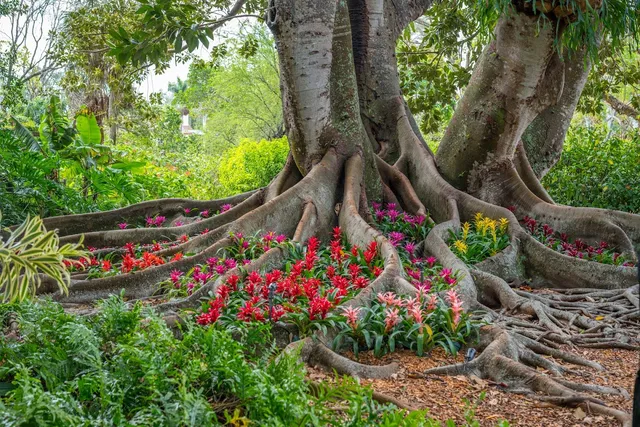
left=1, top=297, right=474, bottom=426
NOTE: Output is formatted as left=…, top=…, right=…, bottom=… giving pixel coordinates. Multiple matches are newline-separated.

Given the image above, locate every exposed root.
left=289, top=337, right=400, bottom=379
left=58, top=190, right=265, bottom=248
left=424, top=325, right=632, bottom=426
left=41, top=191, right=257, bottom=237
left=376, top=155, right=426, bottom=216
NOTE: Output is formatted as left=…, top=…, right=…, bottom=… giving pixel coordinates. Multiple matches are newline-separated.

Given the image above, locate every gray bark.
left=522, top=48, right=591, bottom=179
left=436, top=12, right=566, bottom=190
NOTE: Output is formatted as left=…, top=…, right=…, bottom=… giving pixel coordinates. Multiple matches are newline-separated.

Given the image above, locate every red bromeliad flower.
left=124, top=242, right=136, bottom=256
left=101, top=260, right=112, bottom=272
left=309, top=297, right=332, bottom=320
left=348, top=264, right=361, bottom=278
left=373, top=266, right=383, bottom=277
left=238, top=298, right=265, bottom=322
left=352, top=276, right=369, bottom=289
left=121, top=254, right=136, bottom=273
left=333, top=226, right=342, bottom=240
left=364, top=241, right=378, bottom=265
left=326, top=265, right=336, bottom=278
left=171, top=252, right=184, bottom=262
left=197, top=298, right=224, bottom=325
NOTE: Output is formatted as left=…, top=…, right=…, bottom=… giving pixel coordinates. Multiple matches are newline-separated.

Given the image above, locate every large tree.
left=30, top=0, right=639, bottom=423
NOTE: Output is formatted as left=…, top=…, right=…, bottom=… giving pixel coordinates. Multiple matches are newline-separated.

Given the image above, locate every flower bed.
left=448, top=213, right=510, bottom=265
left=196, top=228, right=383, bottom=335
left=164, top=231, right=289, bottom=298
left=371, top=203, right=458, bottom=291
left=520, top=215, right=635, bottom=266
left=334, top=288, right=475, bottom=357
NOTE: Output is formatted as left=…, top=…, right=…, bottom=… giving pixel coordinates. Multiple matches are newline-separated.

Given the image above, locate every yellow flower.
left=454, top=240, right=468, bottom=254
left=462, top=222, right=470, bottom=241
left=499, top=217, right=509, bottom=232
left=474, top=212, right=484, bottom=228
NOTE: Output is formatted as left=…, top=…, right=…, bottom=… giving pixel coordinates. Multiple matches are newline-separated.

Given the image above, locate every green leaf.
left=75, top=113, right=102, bottom=146
left=11, top=117, right=42, bottom=153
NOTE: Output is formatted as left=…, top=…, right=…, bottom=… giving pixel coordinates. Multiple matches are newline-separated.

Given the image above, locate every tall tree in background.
left=0, top=0, right=66, bottom=107
left=32, top=1, right=639, bottom=423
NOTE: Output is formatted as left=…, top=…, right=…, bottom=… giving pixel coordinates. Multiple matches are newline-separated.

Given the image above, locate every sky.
left=0, top=2, right=249, bottom=99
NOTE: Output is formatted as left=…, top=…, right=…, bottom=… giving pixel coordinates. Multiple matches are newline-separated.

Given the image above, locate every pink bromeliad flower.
left=145, top=217, right=155, bottom=227
left=276, top=234, right=287, bottom=244
left=427, top=294, right=438, bottom=311
left=154, top=216, right=166, bottom=227
left=404, top=242, right=416, bottom=255
left=384, top=307, right=400, bottom=332
left=387, top=209, right=399, bottom=222
left=388, top=231, right=404, bottom=246
left=184, top=208, right=191, bottom=214
left=201, top=210, right=210, bottom=218
left=377, top=291, right=403, bottom=306
left=221, top=204, right=232, bottom=212
left=439, top=268, right=452, bottom=278
left=403, top=297, right=419, bottom=312
left=446, top=289, right=463, bottom=326
left=407, top=305, right=423, bottom=325
left=118, top=222, right=128, bottom=229
left=342, top=306, right=361, bottom=330
left=170, top=269, right=183, bottom=282
left=175, top=220, right=184, bottom=227
left=425, top=256, right=437, bottom=267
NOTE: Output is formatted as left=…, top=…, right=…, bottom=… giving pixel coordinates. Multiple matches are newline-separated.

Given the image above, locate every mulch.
left=307, top=346, right=638, bottom=426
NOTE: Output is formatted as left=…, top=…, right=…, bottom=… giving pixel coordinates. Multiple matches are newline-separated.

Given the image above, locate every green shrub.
left=542, top=124, right=640, bottom=213
left=217, top=136, right=289, bottom=195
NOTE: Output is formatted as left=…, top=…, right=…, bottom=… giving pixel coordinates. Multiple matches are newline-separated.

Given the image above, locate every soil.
left=307, top=346, right=638, bottom=426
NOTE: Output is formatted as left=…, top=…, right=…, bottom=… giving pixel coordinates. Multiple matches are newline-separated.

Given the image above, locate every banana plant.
left=0, top=213, right=88, bottom=303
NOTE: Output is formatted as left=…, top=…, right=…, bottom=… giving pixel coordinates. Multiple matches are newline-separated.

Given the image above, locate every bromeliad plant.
left=196, top=227, right=384, bottom=337
left=369, top=202, right=458, bottom=292
left=371, top=202, right=434, bottom=254
left=520, top=215, right=636, bottom=267
left=448, top=213, right=510, bottom=265
left=165, top=231, right=290, bottom=298
left=0, top=214, right=88, bottom=303
left=333, top=289, right=476, bottom=358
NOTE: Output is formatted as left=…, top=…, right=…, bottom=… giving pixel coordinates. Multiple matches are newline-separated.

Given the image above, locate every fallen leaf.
left=573, top=407, right=586, bottom=420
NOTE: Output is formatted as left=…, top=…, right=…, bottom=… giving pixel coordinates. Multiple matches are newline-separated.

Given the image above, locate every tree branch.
left=605, top=94, right=640, bottom=120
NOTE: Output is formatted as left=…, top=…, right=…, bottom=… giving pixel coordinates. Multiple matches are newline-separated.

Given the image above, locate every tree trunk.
left=31, top=3, right=639, bottom=424
left=436, top=11, right=566, bottom=191
left=108, top=90, right=118, bottom=143
left=521, top=47, right=591, bottom=179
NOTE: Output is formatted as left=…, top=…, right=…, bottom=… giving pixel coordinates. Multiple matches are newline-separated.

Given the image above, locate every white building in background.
left=180, top=108, right=204, bottom=136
